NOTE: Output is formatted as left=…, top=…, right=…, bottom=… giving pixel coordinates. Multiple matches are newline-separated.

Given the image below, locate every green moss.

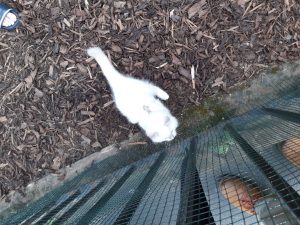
left=177, top=98, right=233, bottom=139
left=270, top=66, right=279, bottom=74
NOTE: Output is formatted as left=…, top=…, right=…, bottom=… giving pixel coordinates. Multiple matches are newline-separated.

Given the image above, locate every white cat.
left=87, top=47, right=178, bottom=143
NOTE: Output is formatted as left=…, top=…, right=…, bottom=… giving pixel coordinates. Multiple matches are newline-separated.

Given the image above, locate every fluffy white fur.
left=87, top=47, right=178, bottom=143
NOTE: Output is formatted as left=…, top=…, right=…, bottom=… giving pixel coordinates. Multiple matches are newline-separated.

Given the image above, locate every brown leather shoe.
left=220, top=177, right=263, bottom=215
left=281, top=136, right=300, bottom=167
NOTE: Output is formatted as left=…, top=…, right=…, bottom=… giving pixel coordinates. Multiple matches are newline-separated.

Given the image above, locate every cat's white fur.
left=87, top=47, right=178, bottom=143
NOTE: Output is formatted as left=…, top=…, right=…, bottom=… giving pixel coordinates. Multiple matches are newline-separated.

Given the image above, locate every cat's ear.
left=143, top=105, right=152, bottom=114
left=153, top=86, right=169, bottom=100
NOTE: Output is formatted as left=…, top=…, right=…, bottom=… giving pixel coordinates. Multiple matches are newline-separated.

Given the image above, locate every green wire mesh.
left=1, top=76, right=300, bottom=225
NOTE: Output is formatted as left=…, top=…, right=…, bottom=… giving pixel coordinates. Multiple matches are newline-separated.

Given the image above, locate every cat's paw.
left=127, top=116, right=139, bottom=124
left=153, top=87, right=169, bottom=100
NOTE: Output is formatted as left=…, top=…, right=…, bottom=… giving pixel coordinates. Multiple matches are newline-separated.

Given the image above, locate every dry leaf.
left=179, top=67, right=190, bottom=79
left=77, top=63, right=88, bottom=74
left=51, top=7, right=60, bottom=17
left=57, top=172, right=66, bottom=181
left=33, top=88, right=44, bottom=100
left=0, top=163, right=8, bottom=169
left=89, top=19, right=98, bottom=30
left=46, top=79, right=55, bottom=86
left=115, top=19, right=124, bottom=31
left=31, top=130, right=40, bottom=140
left=0, top=116, right=8, bottom=123
left=60, top=45, right=68, bottom=54
left=52, top=156, right=61, bottom=170
left=74, top=9, right=86, bottom=17
left=237, top=0, right=246, bottom=6
left=284, top=0, right=292, bottom=11
left=188, top=0, right=207, bottom=19
left=114, top=1, right=126, bottom=8
left=21, top=122, right=27, bottom=129
left=36, top=152, right=43, bottom=161
left=212, top=77, right=225, bottom=87
left=231, top=0, right=247, bottom=7
left=16, top=144, right=25, bottom=151
left=81, top=135, right=91, bottom=145
left=92, top=141, right=102, bottom=148
left=24, top=69, right=38, bottom=88
left=15, top=161, right=26, bottom=172
left=9, top=82, right=24, bottom=95
left=80, top=127, right=90, bottom=136
left=171, top=53, right=181, bottom=65
left=60, top=61, right=69, bottom=68
left=134, top=61, right=144, bottom=68
left=111, top=44, right=122, bottom=53
left=284, top=0, right=290, bottom=7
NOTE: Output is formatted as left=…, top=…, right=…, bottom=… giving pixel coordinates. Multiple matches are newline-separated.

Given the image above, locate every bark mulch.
left=0, top=0, right=299, bottom=199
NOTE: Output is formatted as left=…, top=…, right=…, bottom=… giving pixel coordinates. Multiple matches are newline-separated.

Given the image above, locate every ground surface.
left=0, top=0, right=299, bottom=198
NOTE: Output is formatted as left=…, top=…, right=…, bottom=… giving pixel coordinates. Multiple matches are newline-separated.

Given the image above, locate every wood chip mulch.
left=0, top=0, right=299, bottom=199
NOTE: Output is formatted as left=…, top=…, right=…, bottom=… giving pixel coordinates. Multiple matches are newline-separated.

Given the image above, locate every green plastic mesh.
left=1, top=76, right=300, bottom=225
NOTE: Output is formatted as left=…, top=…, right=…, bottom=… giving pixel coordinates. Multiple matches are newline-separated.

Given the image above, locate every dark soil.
left=0, top=0, right=299, bottom=198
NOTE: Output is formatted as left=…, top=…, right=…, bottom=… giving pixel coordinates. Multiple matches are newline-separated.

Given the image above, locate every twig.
left=155, top=62, right=168, bottom=69
left=191, top=65, right=195, bottom=89
left=242, top=0, right=253, bottom=17
left=247, top=3, right=264, bottom=16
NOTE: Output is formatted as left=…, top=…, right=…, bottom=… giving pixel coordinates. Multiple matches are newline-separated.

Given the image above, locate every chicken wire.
left=1, top=77, right=300, bottom=225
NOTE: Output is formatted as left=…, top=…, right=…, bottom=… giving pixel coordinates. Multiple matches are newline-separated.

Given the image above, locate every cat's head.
left=143, top=110, right=178, bottom=143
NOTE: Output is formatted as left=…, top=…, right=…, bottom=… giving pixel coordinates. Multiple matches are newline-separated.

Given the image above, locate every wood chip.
left=81, top=111, right=95, bottom=116
left=103, top=100, right=114, bottom=108
left=78, top=118, right=94, bottom=125
left=63, top=18, right=71, bottom=27
left=49, top=65, right=54, bottom=77
left=188, top=0, right=207, bottom=19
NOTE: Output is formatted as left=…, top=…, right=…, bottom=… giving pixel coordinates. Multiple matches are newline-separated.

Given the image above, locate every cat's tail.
left=87, top=47, right=121, bottom=82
